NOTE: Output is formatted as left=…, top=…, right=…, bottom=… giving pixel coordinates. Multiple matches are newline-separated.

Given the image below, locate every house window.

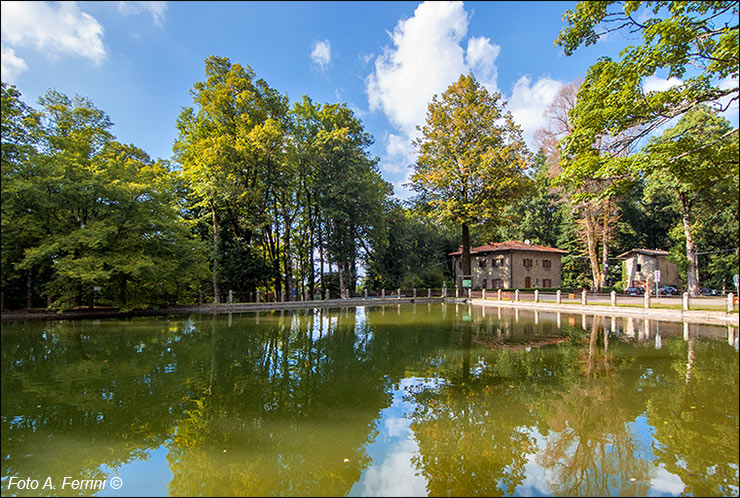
left=482, top=279, right=487, bottom=288
left=493, top=279, right=502, bottom=288
left=542, top=259, right=551, bottom=269
left=543, top=279, right=552, bottom=288
left=479, top=258, right=487, bottom=268
left=636, top=263, right=642, bottom=272
left=523, top=258, right=533, bottom=268
left=494, top=258, right=504, bottom=267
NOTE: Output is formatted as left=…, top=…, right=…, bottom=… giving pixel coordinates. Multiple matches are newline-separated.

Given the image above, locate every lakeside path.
left=2, top=296, right=737, bottom=327
left=469, top=298, right=739, bottom=327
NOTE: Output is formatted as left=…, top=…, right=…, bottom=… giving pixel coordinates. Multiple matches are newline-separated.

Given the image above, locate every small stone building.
left=449, top=240, right=567, bottom=289
left=616, top=249, right=681, bottom=290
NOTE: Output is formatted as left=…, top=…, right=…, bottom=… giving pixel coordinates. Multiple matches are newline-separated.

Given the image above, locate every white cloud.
left=386, top=133, right=415, bottom=161
left=1, top=45, right=28, bottom=82
left=117, top=1, right=168, bottom=26
left=365, top=1, right=470, bottom=139
left=466, top=36, right=500, bottom=92
left=649, top=466, right=685, bottom=495
left=642, top=75, right=682, bottom=93
left=311, top=39, right=331, bottom=71
left=507, top=75, right=565, bottom=151
left=365, top=1, right=555, bottom=199
left=1, top=1, right=106, bottom=64
left=354, top=438, right=427, bottom=496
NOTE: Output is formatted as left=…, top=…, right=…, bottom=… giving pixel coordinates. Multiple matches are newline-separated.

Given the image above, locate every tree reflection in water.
left=1, top=307, right=737, bottom=497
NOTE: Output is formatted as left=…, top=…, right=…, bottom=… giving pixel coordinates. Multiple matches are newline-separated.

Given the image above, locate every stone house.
left=616, top=249, right=682, bottom=290
left=449, top=240, right=567, bottom=289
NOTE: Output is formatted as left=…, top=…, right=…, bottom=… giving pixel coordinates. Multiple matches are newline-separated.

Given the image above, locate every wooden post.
left=534, top=289, right=539, bottom=303
left=610, top=290, right=616, bottom=307
left=556, top=289, right=561, bottom=304
left=683, top=292, right=689, bottom=311
left=581, top=289, right=587, bottom=305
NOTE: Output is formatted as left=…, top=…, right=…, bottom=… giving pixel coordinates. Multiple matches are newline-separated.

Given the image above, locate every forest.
left=1, top=1, right=738, bottom=311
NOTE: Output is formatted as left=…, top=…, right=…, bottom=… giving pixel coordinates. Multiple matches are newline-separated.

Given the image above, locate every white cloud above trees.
left=365, top=1, right=564, bottom=198
left=1, top=1, right=106, bottom=80
left=311, top=40, right=331, bottom=72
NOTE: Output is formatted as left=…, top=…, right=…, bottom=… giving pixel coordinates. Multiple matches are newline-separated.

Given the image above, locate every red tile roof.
left=616, top=248, right=670, bottom=259
left=448, top=240, right=568, bottom=256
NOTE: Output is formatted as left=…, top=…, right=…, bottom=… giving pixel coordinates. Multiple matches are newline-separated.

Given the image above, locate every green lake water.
left=1, top=304, right=738, bottom=497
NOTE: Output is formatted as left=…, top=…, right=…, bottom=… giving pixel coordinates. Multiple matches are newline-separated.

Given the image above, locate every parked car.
left=625, top=287, right=645, bottom=296
left=659, top=285, right=679, bottom=295
left=700, top=288, right=719, bottom=296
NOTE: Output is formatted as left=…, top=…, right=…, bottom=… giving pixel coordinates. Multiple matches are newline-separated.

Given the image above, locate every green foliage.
left=557, top=1, right=738, bottom=182
left=364, top=202, right=456, bottom=290
left=1, top=84, right=208, bottom=310
left=412, top=73, right=531, bottom=225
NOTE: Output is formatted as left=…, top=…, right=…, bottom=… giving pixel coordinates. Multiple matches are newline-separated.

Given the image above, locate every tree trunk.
left=600, top=198, right=611, bottom=290
left=680, top=194, right=699, bottom=297
left=319, top=223, right=325, bottom=298
left=211, top=205, right=221, bottom=304
left=283, top=220, right=293, bottom=301
left=308, top=195, right=316, bottom=301
left=26, top=271, right=33, bottom=309
left=461, top=222, right=471, bottom=279
left=584, top=207, right=601, bottom=291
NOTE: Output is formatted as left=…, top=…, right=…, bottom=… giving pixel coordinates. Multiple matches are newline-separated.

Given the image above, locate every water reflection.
left=1, top=306, right=737, bottom=497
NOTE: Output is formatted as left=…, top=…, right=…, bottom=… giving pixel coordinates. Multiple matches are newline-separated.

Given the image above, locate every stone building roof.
left=448, top=240, right=568, bottom=256
left=616, top=248, right=670, bottom=259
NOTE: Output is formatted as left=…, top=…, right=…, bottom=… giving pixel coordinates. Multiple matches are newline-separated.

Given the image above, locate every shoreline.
left=2, top=296, right=737, bottom=327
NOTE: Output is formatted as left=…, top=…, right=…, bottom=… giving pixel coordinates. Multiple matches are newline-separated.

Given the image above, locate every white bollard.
left=515, top=289, right=520, bottom=302
left=482, top=288, right=487, bottom=300
left=556, top=289, right=561, bottom=304
left=497, top=289, right=502, bottom=300
left=581, top=289, right=587, bottom=305
left=728, top=293, right=735, bottom=312
left=683, top=292, right=689, bottom=311
left=644, top=291, right=651, bottom=309
left=610, top=290, right=616, bottom=307
left=534, top=289, right=539, bottom=303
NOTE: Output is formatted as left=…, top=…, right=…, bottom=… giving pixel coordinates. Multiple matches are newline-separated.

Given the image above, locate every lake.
left=1, top=304, right=738, bottom=496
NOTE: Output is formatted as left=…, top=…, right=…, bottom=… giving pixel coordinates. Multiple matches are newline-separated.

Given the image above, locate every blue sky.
left=3, top=1, right=733, bottom=199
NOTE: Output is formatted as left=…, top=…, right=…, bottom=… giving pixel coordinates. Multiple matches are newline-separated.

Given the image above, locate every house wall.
left=453, top=250, right=562, bottom=288
left=509, top=250, right=562, bottom=289
left=625, top=254, right=681, bottom=288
